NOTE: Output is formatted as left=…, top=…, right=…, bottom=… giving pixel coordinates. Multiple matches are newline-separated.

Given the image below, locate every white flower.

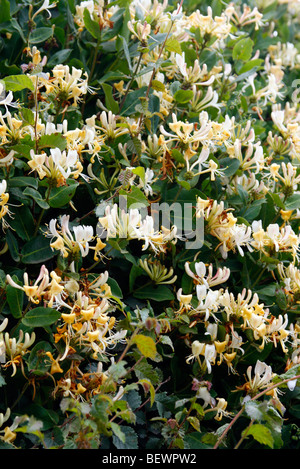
left=32, top=0, right=57, bottom=20
left=246, top=360, right=274, bottom=392
left=0, top=83, right=18, bottom=118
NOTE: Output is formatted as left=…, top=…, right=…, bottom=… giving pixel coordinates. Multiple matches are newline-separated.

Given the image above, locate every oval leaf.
left=22, top=307, right=61, bottom=327
left=133, top=334, right=157, bottom=359
left=21, top=235, right=56, bottom=264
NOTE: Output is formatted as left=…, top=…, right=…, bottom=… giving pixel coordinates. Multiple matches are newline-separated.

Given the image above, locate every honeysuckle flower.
left=269, top=41, right=300, bottom=68
left=0, top=111, right=24, bottom=145
left=185, top=261, right=230, bottom=288
left=6, top=265, right=50, bottom=304
left=227, top=140, right=265, bottom=173
left=194, top=285, right=220, bottom=321
left=1, top=330, right=36, bottom=376
left=98, top=111, right=130, bottom=141
left=190, top=85, right=222, bottom=113
left=186, top=340, right=205, bottom=364
left=0, top=408, right=10, bottom=429
left=128, top=20, right=151, bottom=44
left=74, top=0, right=116, bottom=32
left=176, top=288, right=193, bottom=313
left=245, top=360, right=275, bottom=394
left=175, top=53, right=214, bottom=86
left=1, top=426, right=17, bottom=444
left=251, top=221, right=300, bottom=259
left=139, top=258, right=177, bottom=284
left=50, top=64, right=92, bottom=106
left=136, top=167, right=156, bottom=196
left=28, top=147, right=84, bottom=185
left=32, top=0, right=57, bottom=20
left=269, top=161, right=300, bottom=190
left=98, top=204, right=178, bottom=254
left=214, top=398, right=232, bottom=421
left=47, top=215, right=96, bottom=260
left=226, top=2, right=264, bottom=30
left=0, top=179, right=11, bottom=229
left=0, top=83, right=18, bottom=118
left=189, top=6, right=232, bottom=41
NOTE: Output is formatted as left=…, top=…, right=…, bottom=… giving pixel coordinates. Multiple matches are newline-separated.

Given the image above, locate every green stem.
left=213, top=373, right=300, bottom=449
left=33, top=185, right=51, bottom=236
left=119, top=52, right=143, bottom=113
left=81, top=38, right=101, bottom=116
left=137, top=0, right=184, bottom=131
left=251, top=265, right=267, bottom=288
left=234, top=419, right=254, bottom=449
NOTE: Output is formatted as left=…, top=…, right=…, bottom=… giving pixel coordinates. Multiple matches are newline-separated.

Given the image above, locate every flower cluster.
left=1, top=0, right=300, bottom=451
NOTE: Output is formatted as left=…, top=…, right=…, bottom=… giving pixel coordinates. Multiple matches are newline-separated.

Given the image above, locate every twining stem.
left=34, top=75, right=39, bottom=153
left=33, top=184, right=51, bottom=237
left=119, top=52, right=143, bottom=112
left=213, top=373, right=300, bottom=449
left=234, top=419, right=255, bottom=449
left=81, top=38, right=101, bottom=116
left=137, top=0, right=184, bottom=131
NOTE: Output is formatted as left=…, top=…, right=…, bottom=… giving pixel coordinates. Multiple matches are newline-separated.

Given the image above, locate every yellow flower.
left=45, top=352, right=63, bottom=374
left=61, top=313, right=76, bottom=324
left=81, top=309, right=95, bottom=321
left=87, top=330, right=100, bottom=342
left=280, top=209, right=293, bottom=221
left=2, top=426, right=16, bottom=443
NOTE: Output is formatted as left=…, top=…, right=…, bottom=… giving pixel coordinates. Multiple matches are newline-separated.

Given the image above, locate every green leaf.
left=8, top=177, right=38, bottom=190
left=165, top=38, right=182, bottom=55
left=269, top=192, right=285, bottom=209
left=232, top=37, right=254, bottom=62
left=20, top=108, right=35, bottom=126
left=3, top=74, right=34, bottom=92
left=173, top=89, right=194, bottom=104
left=133, top=284, right=174, bottom=301
left=6, top=281, right=24, bottom=318
left=9, top=205, right=35, bottom=241
left=0, top=0, right=11, bottom=22
left=120, top=87, right=147, bottom=115
left=26, top=404, right=59, bottom=432
left=285, top=194, right=300, bottom=210
left=83, top=8, right=101, bottom=39
left=47, top=49, right=72, bottom=67
left=23, top=187, right=50, bottom=210
left=139, top=378, right=155, bottom=406
left=29, top=27, right=53, bottom=44
left=21, top=235, right=56, bottom=264
left=219, top=157, right=240, bottom=177
left=27, top=341, right=53, bottom=376
left=111, top=422, right=126, bottom=443
left=9, top=143, right=33, bottom=159
left=243, top=423, right=274, bottom=448
left=38, top=133, right=67, bottom=151
left=151, top=79, right=165, bottom=92
left=107, top=277, right=123, bottom=298
left=275, top=288, right=287, bottom=310
left=112, top=426, right=138, bottom=450
left=126, top=137, right=142, bottom=157
left=119, top=185, right=149, bottom=209
left=130, top=166, right=145, bottom=184
left=6, top=229, right=20, bottom=262
left=184, top=432, right=213, bottom=449
left=48, top=180, right=79, bottom=208
left=102, top=83, right=119, bottom=114
left=133, top=334, right=157, bottom=359
left=187, top=416, right=201, bottom=432
left=22, top=307, right=61, bottom=328
left=238, top=58, right=263, bottom=74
